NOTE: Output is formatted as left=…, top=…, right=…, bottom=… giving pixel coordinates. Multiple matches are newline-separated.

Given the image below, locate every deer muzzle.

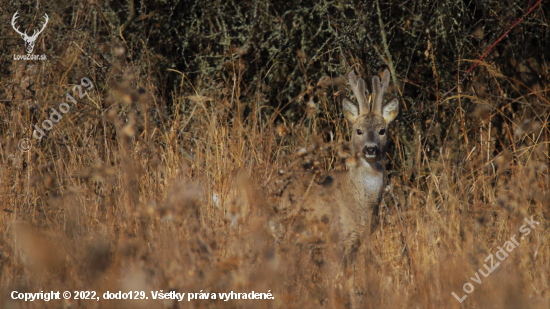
left=362, top=144, right=379, bottom=160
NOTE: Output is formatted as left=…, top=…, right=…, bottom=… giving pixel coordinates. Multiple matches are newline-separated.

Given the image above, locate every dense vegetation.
left=0, top=0, right=548, bottom=308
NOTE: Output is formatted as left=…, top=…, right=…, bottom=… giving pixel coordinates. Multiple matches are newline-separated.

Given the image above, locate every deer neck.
left=347, top=157, right=385, bottom=208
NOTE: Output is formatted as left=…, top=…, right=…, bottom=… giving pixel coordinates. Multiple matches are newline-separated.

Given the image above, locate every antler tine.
left=41, top=14, right=49, bottom=29
left=372, top=69, right=391, bottom=115
left=348, top=71, right=369, bottom=114
left=371, top=75, right=380, bottom=115
left=30, top=13, right=49, bottom=39
left=11, top=11, right=25, bottom=36
left=357, top=78, right=369, bottom=113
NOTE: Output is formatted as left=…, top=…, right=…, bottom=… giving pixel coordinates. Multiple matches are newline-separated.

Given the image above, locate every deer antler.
left=347, top=71, right=369, bottom=114
left=372, top=69, right=391, bottom=115
left=11, top=12, right=49, bottom=39
left=11, top=11, right=26, bottom=36
left=29, top=13, right=49, bottom=40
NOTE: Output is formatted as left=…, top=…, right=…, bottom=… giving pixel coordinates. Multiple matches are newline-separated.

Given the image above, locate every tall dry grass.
left=1, top=8, right=549, bottom=309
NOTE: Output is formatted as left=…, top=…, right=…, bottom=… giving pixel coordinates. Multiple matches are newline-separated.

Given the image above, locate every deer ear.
left=382, top=98, right=399, bottom=124
left=343, top=98, right=359, bottom=124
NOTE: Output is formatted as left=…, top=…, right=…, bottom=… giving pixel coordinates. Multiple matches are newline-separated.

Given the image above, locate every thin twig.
left=460, top=0, right=546, bottom=82
left=375, top=0, right=398, bottom=91
left=71, top=41, right=103, bottom=67
left=120, top=0, right=135, bottom=35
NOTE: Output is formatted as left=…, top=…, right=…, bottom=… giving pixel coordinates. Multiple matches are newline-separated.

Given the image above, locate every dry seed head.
left=276, top=123, right=288, bottom=137
left=473, top=104, right=492, bottom=122
left=145, top=201, right=157, bottom=216
left=296, top=147, right=308, bottom=157
left=530, top=121, right=542, bottom=133
left=123, top=67, right=135, bottom=83
left=306, top=99, right=317, bottom=117
left=495, top=151, right=512, bottom=171
left=42, top=173, right=54, bottom=188
left=121, top=115, right=136, bottom=137
left=226, top=199, right=243, bottom=227
left=187, top=95, right=213, bottom=103
left=515, top=120, right=537, bottom=137
left=159, top=207, right=174, bottom=221
left=113, top=41, right=126, bottom=57
left=472, top=27, right=484, bottom=39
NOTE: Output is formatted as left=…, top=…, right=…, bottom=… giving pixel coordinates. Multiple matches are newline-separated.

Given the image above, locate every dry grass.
left=1, top=3, right=549, bottom=309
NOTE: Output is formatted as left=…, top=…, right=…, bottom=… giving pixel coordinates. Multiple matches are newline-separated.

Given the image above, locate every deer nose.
left=363, top=144, right=379, bottom=156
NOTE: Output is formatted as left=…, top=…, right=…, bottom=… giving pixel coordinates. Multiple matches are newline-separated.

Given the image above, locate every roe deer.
left=307, top=69, right=398, bottom=305
left=274, top=69, right=399, bottom=290
left=283, top=69, right=399, bottom=252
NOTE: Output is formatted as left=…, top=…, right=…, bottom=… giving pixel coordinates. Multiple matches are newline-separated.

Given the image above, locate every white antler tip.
left=372, top=76, right=380, bottom=90
left=382, top=69, right=391, bottom=86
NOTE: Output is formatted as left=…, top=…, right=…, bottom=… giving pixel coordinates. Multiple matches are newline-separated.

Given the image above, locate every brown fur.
left=283, top=69, right=398, bottom=253
left=274, top=70, right=399, bottom=306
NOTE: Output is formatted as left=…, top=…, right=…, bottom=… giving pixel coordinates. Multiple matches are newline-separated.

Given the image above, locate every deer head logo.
left=11, top=11, right=49, bottom=54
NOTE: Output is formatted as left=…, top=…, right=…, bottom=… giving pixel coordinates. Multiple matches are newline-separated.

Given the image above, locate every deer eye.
left=379, top=129, right=386, bottom=135
left=357, top=129, right=363, bottom=135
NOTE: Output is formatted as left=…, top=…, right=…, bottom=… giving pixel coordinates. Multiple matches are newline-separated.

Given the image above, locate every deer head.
left=11, top=11, right=49, bottom=54
left=342, top=69, right=399, bottom=162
